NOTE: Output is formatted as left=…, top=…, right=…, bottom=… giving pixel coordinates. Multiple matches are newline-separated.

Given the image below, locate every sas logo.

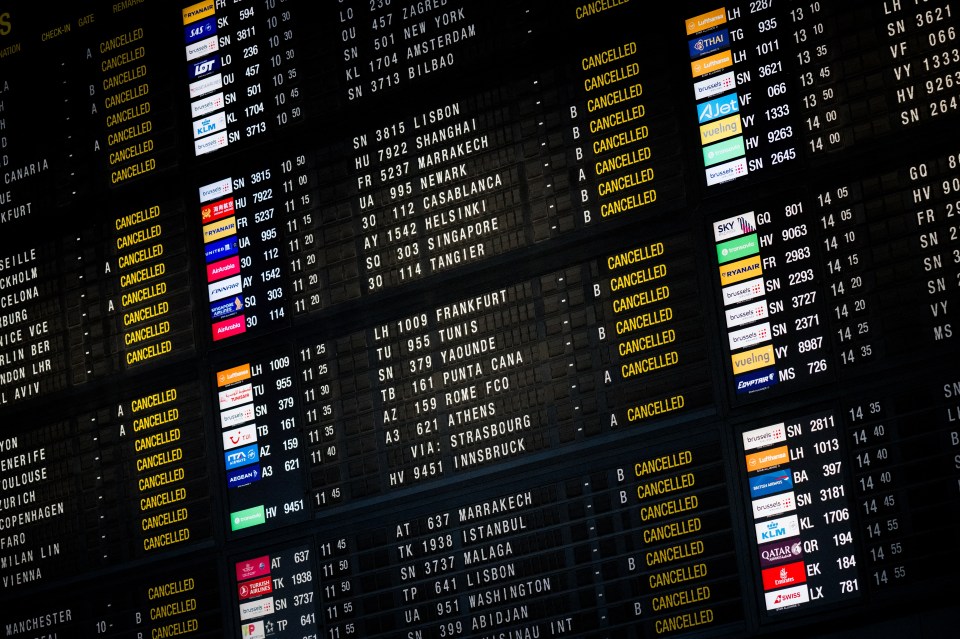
left=219, top=382, right=253, bottom=409
left=731, top=343, right=775, bottom=374
left=759, top=539, right=804, bottom=568
left=202, top=216, right=237, bottom=244
left=182, top=1, right=215, bottom=26
left=735, top=367, right=777, bottom=394
left=195, top=130, right=229, bottom=156
left=240, top=619, right=266, bottom=639
left=201, top=196, right=235, bottom=224
left=185, top=35, right=219, bottom=62
left=224, top=443, right=259, bottom=470
left=238, top=575, right=273, bottom=601
left=761, top=560, right=806, bottom=591
left=689, top=28, right=729, bottom=58
left=189, top=72, right=222, bottom=99
left=685, top=7, right=727, bottom=36
left=742, top=423, right=786, bottom=451
left=691, top=50, right=733, bottom=79
left=220, top=402, right=254, bottom=429
left=701, top=91, right=742, bottom=123
left=208, top=273, right=242, bottom=302
left=714, top=211, right=757, bottom=242
left=750, top=469, right=794, bottom=499
left=191, top=91, right=224, bottom=118
left=213, top=315, right=246, bottom=341
left=728, top=321, right=771, bottom=351
left=235, top=555, right=271, bottom=581
left=193, top=112, right=227, bottom=139
left=199, top=177, right=232, bottom=203
left=211, top=296, right=244, bottom=320
left=207, top=255, right=241, bottom=282
left=716, top=233, right=759, bottom=264
left=751, top=491, right=796, bottom=519
left=217, top=363, right=251, bottom=387
left=721, top=276, right=764, bottom=307
left=745, top=445, right=789, bottom=473
left=754, top=514, right=800, bottom=544
left=703, top=136, right=745, bottom=168
left=227, top=464, right=262, bottom=490
left=188, top=56, right=220, bottom=81
left=705, top=156, right=748, bottom=186
left=204, top=237, right=239, bottom=263
left=222, top=424, right=257, bottom=451
left=719, top=254, right=762, bottom=286
left=725, top=299, right=768, bottom=328
left=694, top=70, right=736, bottom=101
left=184, top=16, right=216, bottom=44
left=764, top=584, right=809, bottom=610
left=239, top=597, right=275, bottom=621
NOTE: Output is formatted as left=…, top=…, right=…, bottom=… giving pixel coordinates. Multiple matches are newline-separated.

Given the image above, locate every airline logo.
left=239, top=597, right=274, bottom=621
left=719, top=254, right=762, bottom=286
left=189, top=72, right=222, bottom=99
left=238, top=575, right=273, bottom=601
left=694, top=71, right=735, bottom=100
left=218, top=363, right=251, bottom=387
left=725, top=300, right=768, bottom=328
left=188, top=56, right=220, bottom=81
left=207, top=256, right=241, bottom=282
left=736, top=367, right=777, bottom=394
left=742, top=423, right=786, bottom=451
left=685, top=8, right=727, bottom=35
left=706, top=157, right=748, bottom=186
left=193, top=112, right=227, bottom=139
left=232, top=505, right=266, bottom=532
left=202, top=216, right=237, bottom=244
left=201, top=196, right=234, bottom=224
left=223, top=424, right=257, bottom=451
left=752, top=491, right=796, bottom=519
left=213, top=315, right=246, bottom=341
left=224, top=443, right=259, bottom=470
left=199, top=177, right=232, bottom=203
left=195, top=131, right=228, bottom=156
left=728, top=321, right=771, bottom=351
left=762, top=560, right=806, bottom=591
left=227, top=464, right=261, bottom=489
left=722, top=276, right=764, bottom=307
left=219, top=383, right=253, bottom=409
left=745, top=445, right=789, bottom=473
left=700, top=113, right=742, bottom=145
left=191, top=91, right=224, bottom=118
left=731, top=343, right=775, bottom=374
left=764, top=584, right=809, bottom=610
left=759, top=539, right=803, bottom=568
left=754, top=514, right=800, bottom=544
left=714, top=211, right=757, bottom=242
left=689, top=29, right=729, bottom=58
left=182, top=1, right=215, bottom=25
left=240, top=619, right=266, bottom=639
left=220, top=402, right=254, bottom=429
left=717, top=233, right=759, bottom=264
left=208, top=274, right=242, bottom=302
left=184, top=17, right=216, bottom=44
left=703, top=136, right=745, bottom=167
left=186, top=35, right=218, bottom=62
left=750, top=469, right=793, bottom=499
left=236, top=555, right=270, bottom=581
left=211, top=296, right=244, bottom=320
left=691, top=50, right=733, bottom=78
left=204, top=237, right=239, bottom=263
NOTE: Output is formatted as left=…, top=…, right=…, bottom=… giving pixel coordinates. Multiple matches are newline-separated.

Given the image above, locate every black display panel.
left=1, top=1, right=958, bottom=637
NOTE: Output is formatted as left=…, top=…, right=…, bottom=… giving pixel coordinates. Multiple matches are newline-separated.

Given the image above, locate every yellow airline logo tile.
left=217, top=364, right=251, bottom=387
left=731, top=344, right=775, bottom=375
left=203, top=216, right=237, bottom=243
left=691, top=50, right=733, bottom=78
left=719, top=254, right=761, bottom=286
left=686, top=8, right=727, bottom=35
left=745, top=445, right=789, bottom=472
left=700, top=113, right=742, bottom=145
left=183, top=1, right=215, bottom=25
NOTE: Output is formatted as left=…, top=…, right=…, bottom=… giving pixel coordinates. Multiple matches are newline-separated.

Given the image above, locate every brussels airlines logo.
left=742, top=423, right=786, bottom=451
left=189, top=56, right=220, bottom=81
left=706, top=157, right=748, bottom=186
left=725, top=299, right=768, bottom=328
left=728, top=321, right=771, bottom=351
left=239, top=597, right=275, bottom=621
left=200, top=177, right=232, bottom=203
left=220, top=402, right=254, bottom=428
left=694, top=70, right=736, bottom=100
left=185, top=35, right=219, bottom=62
left=191, top=91, right=224, bottom=118
left=224, top=443, right=259, bottom=470
left=722, top=277, right=764, bottom=307
left=751, top=491, right=796, bottom=519
left=195, top=131, right=228, bottom=156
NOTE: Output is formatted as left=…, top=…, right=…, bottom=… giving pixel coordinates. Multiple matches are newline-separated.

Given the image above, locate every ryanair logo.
left=719, top=255, right=762, bottom=286
left=182, top=1, right=215, bottom=26
left=203, top=216, right=237, bottom=243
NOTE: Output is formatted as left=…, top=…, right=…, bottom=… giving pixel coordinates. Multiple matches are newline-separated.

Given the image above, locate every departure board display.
left=1, top=1, right=959, bottom=637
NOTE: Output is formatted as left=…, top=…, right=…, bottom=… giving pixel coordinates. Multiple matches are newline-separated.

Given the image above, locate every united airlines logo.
left=205, top=237, right=239, bottom=262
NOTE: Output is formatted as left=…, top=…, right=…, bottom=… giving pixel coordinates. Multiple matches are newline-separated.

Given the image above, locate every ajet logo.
left=716, top=233, right=759, bottom=264
left=718, top=254, right=762, bottom=286
left=731, top=343, right=775, bottom=374
left=750, top=469, right=794, bottom=498
left=227, top=465, right=262, bottom=489
left=742, top=423, right=786, bottom=451
left=764, top=584, right=809, bottom=610
left=238, top=575, right=273, bottom=601
left=754, top=514, right=800, bottom=544
left=721, top=276, right=764, bottom=307
left=694, top=71, right=736, bottom=100
left=714, top=211, right=757, bottom=242
left=235, top=555, right=270, bottom=581
left=689, top=28, right=729, bottom=59
left=728, top=321, right=771, bottom=351
left=735, top=367, right=777, bottom=394
left=751, top=491, right=796, bottom=519
left=685, top=7, right=727, bottom=35
left=745, top=445, right=789, bottom=472
left=224, top=443, right=260, bottom=470
left=220, top=402, right=254, bottom=428
left=691, top=50, right=733, bottom=79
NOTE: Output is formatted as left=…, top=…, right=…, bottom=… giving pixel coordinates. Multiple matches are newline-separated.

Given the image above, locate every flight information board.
left=0, top=0, right=958, bottom=637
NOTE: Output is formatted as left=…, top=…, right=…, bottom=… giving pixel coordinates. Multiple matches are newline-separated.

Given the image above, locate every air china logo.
left=764, top=584, right=810, bottom=610
left=235, top=555, right=270, bottom=581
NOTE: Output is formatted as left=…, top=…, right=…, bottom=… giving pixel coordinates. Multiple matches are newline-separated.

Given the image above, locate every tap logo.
left=240, top=619, right=265, bottom=639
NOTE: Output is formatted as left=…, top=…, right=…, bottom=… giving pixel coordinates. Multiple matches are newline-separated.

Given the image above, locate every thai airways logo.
left=689, top=28, right=729, bottom=58
left=764, top=584, right=809, bottom=610
left=754, top=514, right=800, bottom=544
left=224, top=443, right=260, bottom=470
left=742, top=423, right=786, bottom=451
left=751, top=491, right=796, bottom=519
left=235, top=555, right=270, bottom=581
